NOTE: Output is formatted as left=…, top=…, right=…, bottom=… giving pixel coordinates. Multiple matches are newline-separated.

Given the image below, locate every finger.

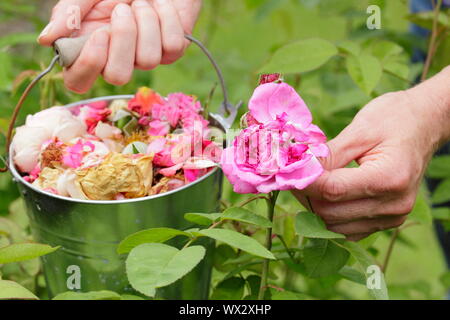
left=63, top=28, right=110, bottom=93
left=309, top=194, right=415, bottom=224
left=326, top=215, right=407, bottom=236
left=301, top=156, right=410, bottom=203
left=103, top=3, right=137, bottom=86
left=38, top=0, right=102, bottom=46
left=172, top=0, right=202, bottom=34
left=152, top=0, right=186, bottom=64
left=132, top=0, right=162, bottom=70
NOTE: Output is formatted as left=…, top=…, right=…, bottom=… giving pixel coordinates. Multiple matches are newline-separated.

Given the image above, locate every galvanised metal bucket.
left=8, top=94, right=237, bottom=299
left=4, top=35, right=240, bottom=299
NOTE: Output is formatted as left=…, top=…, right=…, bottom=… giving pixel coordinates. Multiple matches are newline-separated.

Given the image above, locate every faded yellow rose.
left=76, top=153, right=153, bottom=200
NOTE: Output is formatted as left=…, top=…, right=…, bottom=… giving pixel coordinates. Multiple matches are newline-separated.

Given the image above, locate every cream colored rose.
left=13, top=107, right=87, bottom=172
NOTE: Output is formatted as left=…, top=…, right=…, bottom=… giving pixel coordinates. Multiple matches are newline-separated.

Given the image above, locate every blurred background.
left=1, top=0, right=449, bottom=299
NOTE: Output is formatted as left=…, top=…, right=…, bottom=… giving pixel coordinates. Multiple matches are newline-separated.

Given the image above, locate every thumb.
left=300, top=122, right=381, bottom=201
left=319, top=121, right=375, bottom=170
left=38, top=0, right=101, bottom=46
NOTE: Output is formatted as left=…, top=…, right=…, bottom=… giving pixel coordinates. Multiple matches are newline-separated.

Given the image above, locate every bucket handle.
left=1, top=34, right=240, bottom=173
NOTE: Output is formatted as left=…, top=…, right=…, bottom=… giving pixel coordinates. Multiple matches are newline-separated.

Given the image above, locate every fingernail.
left=133, top=0, right=149, bottom=8
left=92, top=29, right=109, bottom=48
left=38, top=21, right=53, bottom=40
left=114, top=3, right=132, bottom=17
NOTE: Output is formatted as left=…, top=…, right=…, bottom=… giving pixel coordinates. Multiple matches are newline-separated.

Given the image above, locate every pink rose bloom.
left=78, top=105, right=111, bottom=134
left=62, top=139, right=96, bottom=169
left=220, top=82, right=328, bottom=194
left=148, top=120, right=171, bottom=137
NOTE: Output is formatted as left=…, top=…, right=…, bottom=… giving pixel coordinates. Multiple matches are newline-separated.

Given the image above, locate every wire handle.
left=1, top=34, right=236, bottom=173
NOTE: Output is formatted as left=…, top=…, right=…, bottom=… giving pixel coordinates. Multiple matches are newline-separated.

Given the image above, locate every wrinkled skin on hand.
left=293, top=67, right=450, bottom=241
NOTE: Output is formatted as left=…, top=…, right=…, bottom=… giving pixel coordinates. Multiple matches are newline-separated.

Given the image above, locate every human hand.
left=293, top=67, right=450, bottom=241
left=38, top=0, right=202, bottom=93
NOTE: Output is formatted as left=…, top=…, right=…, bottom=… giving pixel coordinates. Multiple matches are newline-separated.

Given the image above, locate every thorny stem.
left=257, top=191, right=280, bottom=300
left=421, top=0, right=444, bottom=82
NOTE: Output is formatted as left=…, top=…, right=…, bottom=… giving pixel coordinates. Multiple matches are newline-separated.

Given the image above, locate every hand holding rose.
left=294, top=66, right=450, bottom=240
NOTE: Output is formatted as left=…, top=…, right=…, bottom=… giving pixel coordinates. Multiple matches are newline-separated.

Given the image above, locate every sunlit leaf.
left=259, top=38, right=338, bottom=74
left=346, top=53, right=382, bottom=95
left=53, top=290, right=121, bottom=300
left=0, top=280, right=38, bottom=300
left=0, top=243, right=59, bottom=264
left=221, top=207, right=273, bottom=228
left=117, top=228, right=192, bottom=254
left=126, top=243, right=205, bottom=297
left=197, top=229, right=275, bottom=259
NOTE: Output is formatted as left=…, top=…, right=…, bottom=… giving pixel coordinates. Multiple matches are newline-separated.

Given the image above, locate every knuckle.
left=104, top=71, right=131, bottom=86
left=163, top=37, right=185, bottom=56
left=64, top=78, right=87, bottom=94
left=397, top=196, right=416, bottom=215
left=77, top=55, right=101, bottom=70
left=320, top=176, right=346, bottom=202
left=386, top=171, right=410, bottom=193
left=136, top=55, right=160, bottom=71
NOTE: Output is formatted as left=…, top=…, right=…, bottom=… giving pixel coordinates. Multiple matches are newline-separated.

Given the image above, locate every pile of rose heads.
left=12, top=88, right=221, bottom=200
left=12, top=76, right=327, bottom=201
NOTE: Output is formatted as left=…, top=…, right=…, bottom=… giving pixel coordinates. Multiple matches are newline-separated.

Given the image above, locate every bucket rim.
left=9, top=94, right=222, bottom=205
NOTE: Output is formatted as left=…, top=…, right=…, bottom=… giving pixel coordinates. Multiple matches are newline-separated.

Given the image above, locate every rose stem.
left=257, top=190, right=280, bottom=300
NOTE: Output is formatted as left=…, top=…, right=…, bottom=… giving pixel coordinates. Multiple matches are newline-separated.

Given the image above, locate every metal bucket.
left=8, top=95, right=236, bottom=299
left=4, top=35, right=240, bottom=299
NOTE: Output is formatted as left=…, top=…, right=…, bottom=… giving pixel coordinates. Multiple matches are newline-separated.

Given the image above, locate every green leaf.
left=427, top=156, right=450, bottom=178
left=337, top=40, right=361, bottom=56
left=409, top=193, right=432, bottom=225
left=126, top=243, right=205, bottom=297
left=197, top=229, right=275, bottom=260
left=121, top=294, right=145, bottom=300
left=213, top=244, right=238, bottom=272
left=0, top=280, right=38, bottom=300
left=184, top=212, right=221, bottom=226
left=335, top=241, right=389, bottom=300
left=346, top=53, right=382, bottom=95
left=210, top=277, right=245, bottom=300
left=52, top=291, right=121, bottom=300
left=0, top=243, right=59, bottom=264
left=295, top=211, right=345, bottom=239
left=221, top=207, right=273, bottom=228
left=431, top=178, right=450, bottom=205
left=303, top=239, right=349, bottom=278
left=370, top=41, right=403, bottom=62
left=259, top=38, right=338, bottom=74
left=383, top=60, right=410, bottom=80
left=117, top=228, right=192, bottom=254
left=339, top=266, right=366, bottom=285
left=406, top=12, right=449, bottom=30
left=432, top=207, right=450, bottom=220
left=440, top=271, right=450, bottom=289
left=0, top=33, right=39, bottom=49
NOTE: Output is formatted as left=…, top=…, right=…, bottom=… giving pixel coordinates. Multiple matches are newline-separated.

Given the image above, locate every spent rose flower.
left=78, top=105, right=111, bottom=134
left=221, top=81, right=328, bottom=194
left=128, top=87, right=164, bottom=116
left=13, top=107, right=87, bottom=173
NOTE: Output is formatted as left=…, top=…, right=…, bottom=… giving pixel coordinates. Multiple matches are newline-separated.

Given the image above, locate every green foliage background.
left=1, top=0, right=450, bottom=299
